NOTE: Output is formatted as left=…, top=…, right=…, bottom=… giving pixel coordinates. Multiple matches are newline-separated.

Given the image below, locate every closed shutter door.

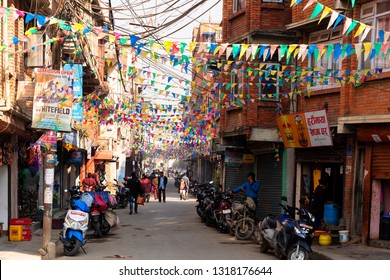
left=372, top=143, right=390, bottom=179
left=256, top=153, right=283, bottom=220
left=225, top=164, right=254, bottom=192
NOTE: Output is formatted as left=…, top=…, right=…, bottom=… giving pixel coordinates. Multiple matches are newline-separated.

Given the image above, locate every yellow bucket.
left=319, top=233, right=332, bottom=246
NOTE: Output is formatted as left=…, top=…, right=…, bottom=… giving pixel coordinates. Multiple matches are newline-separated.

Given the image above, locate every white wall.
left=0, top=165, right=9, bottom=229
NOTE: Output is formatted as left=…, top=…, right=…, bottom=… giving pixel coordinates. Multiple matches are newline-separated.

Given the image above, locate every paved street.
left=55, top=179, right=272, bottom=260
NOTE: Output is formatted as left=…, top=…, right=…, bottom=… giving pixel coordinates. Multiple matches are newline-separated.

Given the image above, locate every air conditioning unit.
left=334, top=0, right=349, bottom=11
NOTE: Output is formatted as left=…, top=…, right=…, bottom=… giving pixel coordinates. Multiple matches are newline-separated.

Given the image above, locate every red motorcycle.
left=90, top=187, right=111, bottom=238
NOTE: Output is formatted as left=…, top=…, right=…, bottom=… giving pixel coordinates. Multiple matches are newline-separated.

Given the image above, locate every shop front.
left=355, top=125, right=390, bottom=243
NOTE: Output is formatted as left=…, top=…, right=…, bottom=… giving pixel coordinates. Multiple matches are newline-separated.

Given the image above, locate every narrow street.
left=57, top=179, right=275, bottom=260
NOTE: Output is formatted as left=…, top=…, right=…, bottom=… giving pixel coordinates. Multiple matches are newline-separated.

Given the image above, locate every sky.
left=110, top=0, right=223, bottom=42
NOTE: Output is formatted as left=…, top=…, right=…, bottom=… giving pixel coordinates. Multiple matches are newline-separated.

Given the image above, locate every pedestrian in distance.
left=152, top=174, right=159, bottom=200
left=179, top=178, right=187, bottom=200
left=127, top=172, right=144, bottom=214
left=158, top=171, right=168, bottom=203
left=140, top=174, right=152, bottom=203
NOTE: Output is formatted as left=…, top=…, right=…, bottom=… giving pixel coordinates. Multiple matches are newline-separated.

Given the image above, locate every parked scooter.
left=113, top=178, right=129, bottom=208
left=258, top=196, right=315, bottom=260
left=59, top=191, right=89, bottom=256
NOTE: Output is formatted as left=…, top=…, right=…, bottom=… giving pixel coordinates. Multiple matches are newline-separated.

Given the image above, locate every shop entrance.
left=299, top=162, right=344, bottom=224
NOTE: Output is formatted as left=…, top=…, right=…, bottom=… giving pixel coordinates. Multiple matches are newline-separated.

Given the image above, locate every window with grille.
left=359, top=1, right=390, bottom=71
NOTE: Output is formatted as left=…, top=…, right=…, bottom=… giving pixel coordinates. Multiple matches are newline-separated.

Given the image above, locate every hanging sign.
left=32, top=68, right=74, bottom=132
left=276, top=109, right=333, bottom=148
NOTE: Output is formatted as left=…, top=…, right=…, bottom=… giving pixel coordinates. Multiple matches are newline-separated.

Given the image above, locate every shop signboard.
left=32, top=69, right=74, bottom=132
left=276, top=109, right=332, bottom=148
left=64, top=64, right=83, bottom=122
left=225, top=148, right=243, bottom=167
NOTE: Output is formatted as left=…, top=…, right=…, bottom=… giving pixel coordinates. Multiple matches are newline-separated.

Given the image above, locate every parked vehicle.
left=113, top=178, right=129, bottom=208
left=59, top=191, right=89, bottom=256
left=226, top=193, right=257, bottom=240
left=90, top=186, right=111, bottom=238
left=258, top=196, right=315, bottom=260
left=195, top=181, right=215, bottom=222
left=212, top=191, right=232, bottom=233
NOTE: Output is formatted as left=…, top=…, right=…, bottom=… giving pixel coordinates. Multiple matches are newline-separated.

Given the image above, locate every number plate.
left=222, top=209, right=231, bottom=214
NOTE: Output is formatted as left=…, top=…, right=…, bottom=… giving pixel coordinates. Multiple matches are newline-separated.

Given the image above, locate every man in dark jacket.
left=158, top=171, right=168, bottom=203
left=127, top=172, right=143, bottom=214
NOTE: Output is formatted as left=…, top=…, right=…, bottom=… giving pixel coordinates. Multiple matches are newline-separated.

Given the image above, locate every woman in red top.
left=140, top=174, right=152, bottom=202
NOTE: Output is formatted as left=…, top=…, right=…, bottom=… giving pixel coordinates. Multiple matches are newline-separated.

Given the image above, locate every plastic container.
left=339, top=230, right=349, bottom=243
left=379, top=215, right=390, bottom=240
left=319, top=233, right=332, bottom=246
left=9, top=218, right=32, bottom=225
left=324, top=203, right=339, bottom=226
left=9, top=225, right=23, bottom=241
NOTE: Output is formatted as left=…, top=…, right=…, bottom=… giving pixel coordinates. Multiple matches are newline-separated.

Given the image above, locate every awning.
left=94, top=150, right=113, bottom=160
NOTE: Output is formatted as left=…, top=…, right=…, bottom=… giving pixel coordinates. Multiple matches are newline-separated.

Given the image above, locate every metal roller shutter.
left=256, top=153, right=283, bottom=220
left=372, top=143, right=390, bottom=179
left=225, top=165, right=254, bottom=191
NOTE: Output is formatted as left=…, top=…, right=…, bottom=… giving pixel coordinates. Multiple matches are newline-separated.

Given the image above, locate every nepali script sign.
left=276, top=109, right=332, bottom=148
left=32, top=69, right=74, bottom=132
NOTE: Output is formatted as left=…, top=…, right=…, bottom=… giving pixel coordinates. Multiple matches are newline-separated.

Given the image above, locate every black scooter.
left=258, top=196, right=315, bottom=260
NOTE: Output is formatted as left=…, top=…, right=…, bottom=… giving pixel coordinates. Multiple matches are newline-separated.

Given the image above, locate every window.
left=230, top=67, right=243, bottom=105
left=258, top=63, right=279, bottom=101
left=360, top=1, right=390, bottom=70
left=233, top=0, right=245, bottom=13
left=262, top=0, right=284, bottom=3
left=308, top=27, right=343, bottom=88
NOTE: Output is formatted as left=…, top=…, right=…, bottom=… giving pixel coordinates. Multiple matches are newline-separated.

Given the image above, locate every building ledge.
left=338, top=115, right=390, bottom=133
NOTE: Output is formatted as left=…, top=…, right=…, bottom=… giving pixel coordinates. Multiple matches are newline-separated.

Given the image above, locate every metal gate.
left=372, top=143, right=390, bottom=179
left=256, top=153, right=283, bottom=220
left=225, top=164, right=254, bottom=190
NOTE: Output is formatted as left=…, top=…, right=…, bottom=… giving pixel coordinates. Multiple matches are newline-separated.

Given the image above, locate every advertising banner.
left=276, top=109, right=332, bottom=148
left=225, top=148, right=243, bottom=167
left=32, top=69, right=74, bottom=132
left=64, top=64, right=83, bottom=122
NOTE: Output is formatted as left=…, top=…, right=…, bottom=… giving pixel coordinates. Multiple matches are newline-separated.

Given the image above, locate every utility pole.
left=39, top=130, right=57, bottom=259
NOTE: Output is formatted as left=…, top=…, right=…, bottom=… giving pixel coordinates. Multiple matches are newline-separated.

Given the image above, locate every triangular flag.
left=327, top=11, right=340, bottom=30
left=251, top=44, right=259, bottom=60
left=303, top=0, right=317, bottom=11
left=319, top=7, right=332, bottom=24
left=310, top=3, right=324, bottom=20
left=232, top=44, right=241, bottom=59
left=25, top=13, right=35, bottom=24
left=342, top=18, right=352, bottom=35
left=361, top=26, right=372, bottom=42
left=354, top=23, right=367, bottom=38
left=363, top=42, right=372, bottom=61
left=346, top=20, right=358, bottom=36
left=163, top=41, right=172, bottom=54
left=226, top=46, right=232, bottom=60
left=219, top=43, right=229, bottom=57
left=239, top=44, right=249, bottom=59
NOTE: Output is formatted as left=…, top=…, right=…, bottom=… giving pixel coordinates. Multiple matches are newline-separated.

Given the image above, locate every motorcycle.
left=113, top=178, right=129, bottom=208
left=212, top=191, right=232, bottom=233
left=195, top=182, right=215, bottom=223
left=90, top=186, right=111, bottom=238
left=59, top=192, right=89, bottom=256
left=226, top=192, right=257, bottom=240
left=258, top=196, right=315, bottom=260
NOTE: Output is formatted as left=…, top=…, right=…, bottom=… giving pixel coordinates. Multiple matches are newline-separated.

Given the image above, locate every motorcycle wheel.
left=63, top=236, right=81, bottom=256
left=234, top=219, right=255, bottom=240
left=94, top=221, right=103, bottom=238
left=287, top=247, right=309, bottom=260
left=259, top=235, right=270, bottom=253
left=101, top=218, right=111, bottom=235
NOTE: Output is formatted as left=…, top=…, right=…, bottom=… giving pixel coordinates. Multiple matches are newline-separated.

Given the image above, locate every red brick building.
left=215, top=0, right=390, bottom=246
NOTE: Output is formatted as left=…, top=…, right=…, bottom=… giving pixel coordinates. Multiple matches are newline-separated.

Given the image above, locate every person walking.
left=127, top=172, right=143, bottom=214
left=158, top=171, right=168, bottom=203
left=179, top=178, right=187, bottom=200
left=140, top=174, right=152, bottom=203
left=152, top=174, right=159, bottom=200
